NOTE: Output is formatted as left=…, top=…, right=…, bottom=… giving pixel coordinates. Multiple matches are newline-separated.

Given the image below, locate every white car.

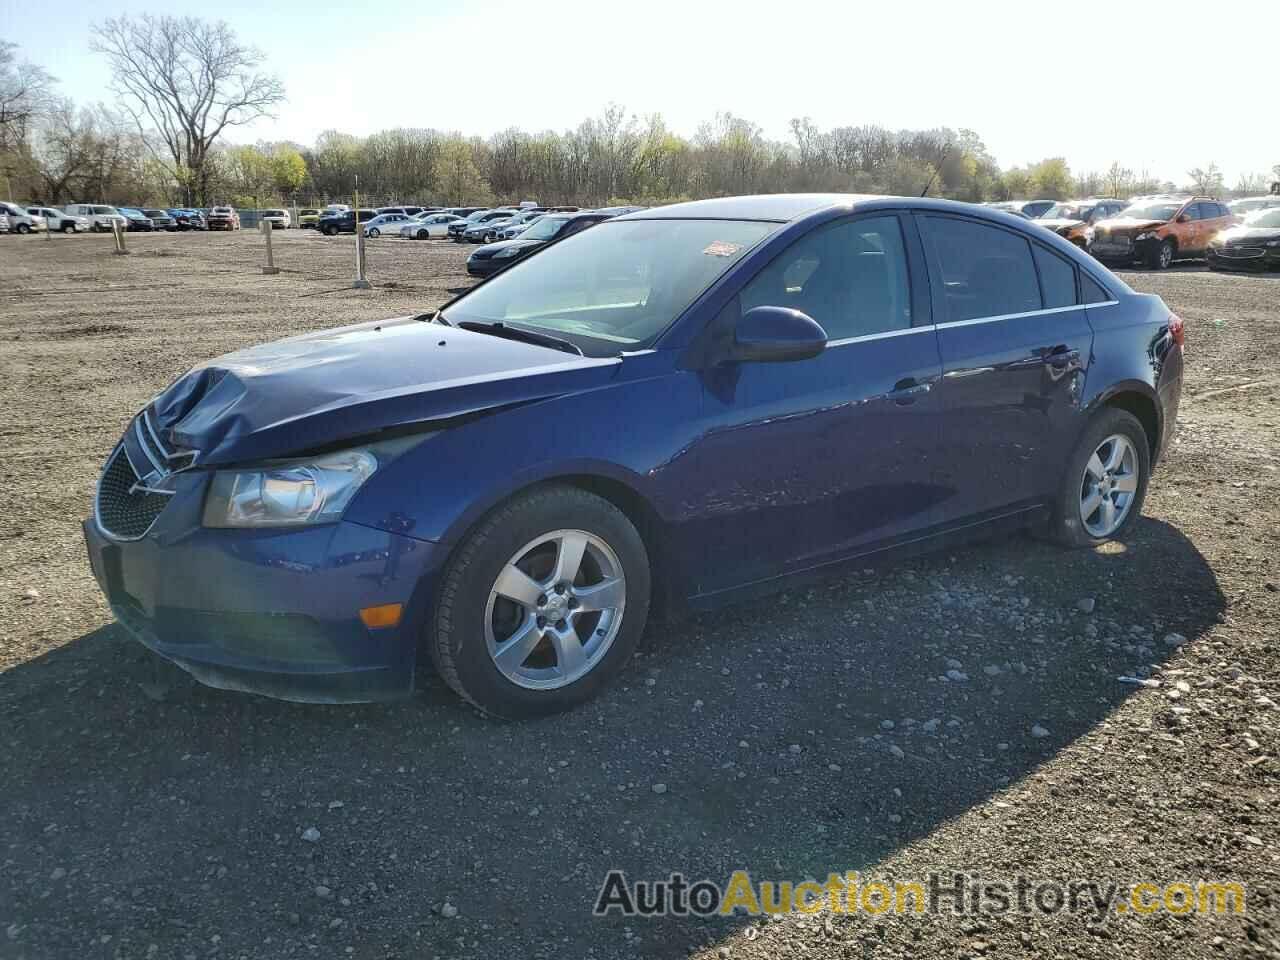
left=62, top=203, right=129, bottom=232
left=0, top=201, right=45, bottom=233
left=361, top=212, right=413, bottom=237
left=260, top=208, right=292, bottom=229
left=399, top=212, right=464, bottom=240
left=28, top=205, right=90, bottom=233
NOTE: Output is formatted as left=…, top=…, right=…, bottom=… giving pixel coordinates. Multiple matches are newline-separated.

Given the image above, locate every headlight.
left=494, top=245, right=523, bottom=258
left=1134, top=232, right=1154, bottom=242
left=203, top=449, right=378, bottom=528
left=1265, top=239, right=1280, bottom=248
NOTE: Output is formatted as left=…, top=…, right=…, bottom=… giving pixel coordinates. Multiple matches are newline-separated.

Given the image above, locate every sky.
left=5, top=0, right=1278, bottom=187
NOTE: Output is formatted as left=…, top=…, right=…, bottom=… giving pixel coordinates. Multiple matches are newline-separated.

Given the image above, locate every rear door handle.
left=887, top=378, right=932, bottom=404
left=1042, top=344, right=1080, bottom=367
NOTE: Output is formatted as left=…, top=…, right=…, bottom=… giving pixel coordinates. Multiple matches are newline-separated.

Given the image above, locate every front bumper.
left=84, top=512, right=442, bottom=703
left=1208, top=246, right=1280, bottom=271
left=466, top=257, right=503, bottom=277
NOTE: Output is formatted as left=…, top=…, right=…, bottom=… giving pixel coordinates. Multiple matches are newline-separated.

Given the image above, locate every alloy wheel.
left=484, top=529, right=626, bottom=690
left=1159, top=242, right=1173, bottom=269
left=1079, top=434, right=1139, bottom=538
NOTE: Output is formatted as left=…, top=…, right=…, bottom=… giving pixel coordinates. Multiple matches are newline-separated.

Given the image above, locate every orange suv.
left=1090, top=195, right=1236, bottom=269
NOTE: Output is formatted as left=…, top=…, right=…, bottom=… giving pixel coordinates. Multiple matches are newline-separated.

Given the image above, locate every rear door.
left=917, top=213, right=1094, bottom=524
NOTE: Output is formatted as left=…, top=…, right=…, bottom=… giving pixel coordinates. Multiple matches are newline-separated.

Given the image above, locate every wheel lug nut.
left=537, top=594, right=547, bottom=606
left=554, top=583, right=566, bottom=595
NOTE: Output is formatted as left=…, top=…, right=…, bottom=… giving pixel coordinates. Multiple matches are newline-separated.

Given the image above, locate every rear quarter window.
left=1033, top=245, right=1077, bottom=309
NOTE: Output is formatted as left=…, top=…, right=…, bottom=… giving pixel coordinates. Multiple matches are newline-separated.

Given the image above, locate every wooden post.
left=352, top=181, right=370, bottom=289
left=112, top=219, right=129, bottom=255
left=261, top=219, right=280, bottom=275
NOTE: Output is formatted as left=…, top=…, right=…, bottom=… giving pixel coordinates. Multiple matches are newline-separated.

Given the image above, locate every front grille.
left=96, top=446, right=170, bottom=539
left=1217, top=246, right=1264, bottom=259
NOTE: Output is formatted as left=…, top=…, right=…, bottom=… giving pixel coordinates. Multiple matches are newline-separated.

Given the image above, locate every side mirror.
left=732, top=306, right=827, bottom=363
left=1176, top=214, right=1190, bottom=223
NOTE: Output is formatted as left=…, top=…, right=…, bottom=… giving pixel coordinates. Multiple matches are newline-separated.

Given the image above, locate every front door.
left=916, top=213, right=1094, bottom=525
left=677, top=213, right=945, bottom=597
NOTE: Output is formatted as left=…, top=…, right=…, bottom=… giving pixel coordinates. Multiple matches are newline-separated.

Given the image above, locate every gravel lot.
left=0, top=230, right=1277, bottom=959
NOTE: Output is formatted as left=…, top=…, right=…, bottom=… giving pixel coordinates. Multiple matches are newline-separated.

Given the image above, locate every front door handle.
left=887, top=378, right=932, bottom=405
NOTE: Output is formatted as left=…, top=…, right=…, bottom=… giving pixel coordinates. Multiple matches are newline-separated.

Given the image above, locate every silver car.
left=29, top=206, right=91, bottom=233
left=399, top=212, right=464, bottom=240
left=494, top=212, right=545, bottom=241
left=361, top=212, right=414, bottom=237
left=0, top=201, right=46, bottom=233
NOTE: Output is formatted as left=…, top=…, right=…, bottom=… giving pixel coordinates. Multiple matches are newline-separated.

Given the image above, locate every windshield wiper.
left=456, top=320, right=583, bottom=356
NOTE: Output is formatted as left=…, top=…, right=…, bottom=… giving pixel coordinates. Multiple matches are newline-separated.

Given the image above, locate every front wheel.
left=1048, top=408, right=1150, bottom=548
left=367, top=227, right=379, bottom=237
left=15, top=223, right=29, bottom=234
left=1147, top=238, right=1174, bottom=270
left=416, top=229, right=429, bottom=240
left=431, top=486, right=651, bottom=719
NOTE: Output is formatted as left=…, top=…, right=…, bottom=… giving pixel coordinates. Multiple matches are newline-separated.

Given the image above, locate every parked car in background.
left=1091, top=196, right=1235, bottom=269
left=465, top=207, right=644, bottom=277
left=0, top=211, right=9, bottom=233
left=1033, top=199, right=1127, bottom=249
left=445, top=207, right=485, bottom=218
left=400, top=212, right=464, bottom=239
left=377, top=206, right=425, bottom=218
left=361, top=212, right=413, bottom=237
left=318, top=209, right=380, bottom=235
left=323, top=203, right=351, bottom=215
left=986, top=199, right=1055, bottom=219
left=260, top=209, right=291, bottom=229
left=207, top=207, right=241, bottom=231
left=463, top=210, right=524, bottom=242
left=27, top=205, right=90, bottom=233
left=141, top=208, right=177, bottom=230
left=83, top=194, right=1183, bottom=714
left=1207, top=207, right=1280, bottom=272
left=0, top=202, right=45, bottom=233
left=488, top=210, right=545, bottom=242
left=167, top=209, right=205, bottom=230
left=298, top=209, right=322, bottom=229
left=1228, top=196, right=1280, bottom=217
left=450, top=208, right=517, bottom=241
left=118, top=208, right=156, bottom=231
left=63, top=203, right=128, bottom=232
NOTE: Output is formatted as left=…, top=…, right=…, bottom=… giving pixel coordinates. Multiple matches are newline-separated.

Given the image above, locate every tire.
left=1147, top=238, right=1174, bottom=270
left=1048, top=408, right=1150, bottom=548
left=368, top=227, right=379, bottom=237
left=431, top=485, right=651, bottom=719
left=416, top=229, right=428, bottom=240
left=323, top=225, right=337, bottom=237
left=15, top=223, right=29, bottom=234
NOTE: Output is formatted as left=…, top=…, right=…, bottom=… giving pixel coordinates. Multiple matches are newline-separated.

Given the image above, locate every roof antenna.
left=921, top=141, right=953, bottom=198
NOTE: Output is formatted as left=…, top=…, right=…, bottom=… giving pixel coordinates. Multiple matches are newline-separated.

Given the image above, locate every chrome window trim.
left=826, top=325, right=935, bottom=348
left=934, top=302, right=1113, bottom=331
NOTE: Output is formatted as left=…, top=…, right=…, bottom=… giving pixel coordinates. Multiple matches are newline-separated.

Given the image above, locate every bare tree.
left=91, top=14, right=284, bottom=204
left=0, top=41, right=56, bottom=153
left=1187, top=162, right=1224, bottom=196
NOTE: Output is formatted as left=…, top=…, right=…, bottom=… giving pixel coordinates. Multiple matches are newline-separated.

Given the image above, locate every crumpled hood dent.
left=152, top=316, right=621, bottom=466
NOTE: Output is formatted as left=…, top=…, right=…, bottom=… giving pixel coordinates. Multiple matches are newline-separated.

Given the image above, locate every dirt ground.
left=0, top=229, right=1276, bottom=959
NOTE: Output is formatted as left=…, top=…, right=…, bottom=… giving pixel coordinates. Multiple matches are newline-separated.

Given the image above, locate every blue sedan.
left=84, top=194, right=1184, bottom=716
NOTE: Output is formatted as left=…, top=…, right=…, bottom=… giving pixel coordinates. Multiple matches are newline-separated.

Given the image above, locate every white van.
left=63, top=203, right=129, bottom=232
left=29, top=206, right=91, bottom=233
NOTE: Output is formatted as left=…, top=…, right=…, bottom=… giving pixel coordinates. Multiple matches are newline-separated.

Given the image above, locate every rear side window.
left=920, top=216, right=1041, bottom=323
left=741, top=215, right=912, bottom=340
left=1033, top=245, right=1077, bottom=308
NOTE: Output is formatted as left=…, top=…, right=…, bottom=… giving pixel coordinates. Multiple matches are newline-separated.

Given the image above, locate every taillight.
left=1168, top=313, right=1185, bottom=348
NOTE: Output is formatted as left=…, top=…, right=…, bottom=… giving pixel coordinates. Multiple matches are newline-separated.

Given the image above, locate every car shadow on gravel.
left=0, top=517, right=1224, bottom=958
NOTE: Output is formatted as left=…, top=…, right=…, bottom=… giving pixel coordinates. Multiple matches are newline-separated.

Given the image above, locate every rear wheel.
left=15, top=223, right=29, bottom=234
left=367, top=227, right=379, bottom=237
left=416, top=229, right=429, bottom=240
left=431, top=485, right=650, bottom=719
left=1048, top=408, right=1150, bottom=548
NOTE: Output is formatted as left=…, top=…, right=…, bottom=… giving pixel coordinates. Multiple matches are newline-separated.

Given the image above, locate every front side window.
left=920, top=216, right=1041, bottom=323
left=740, top=215, right=912, bottom=340
left=446, top=218, right=773, bottom=353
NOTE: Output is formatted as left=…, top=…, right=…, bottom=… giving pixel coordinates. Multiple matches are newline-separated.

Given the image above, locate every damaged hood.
left=150, top=316, right=620, bottom=466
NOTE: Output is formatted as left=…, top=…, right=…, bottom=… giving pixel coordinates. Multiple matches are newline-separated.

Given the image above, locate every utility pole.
left=352, top=174, right=370, bottom=289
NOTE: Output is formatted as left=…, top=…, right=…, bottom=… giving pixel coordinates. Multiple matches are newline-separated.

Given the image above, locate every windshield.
left=1039, top=204, right=1089, bottom=220
left=1245, top=209, right=1280, bottom=228
left=521, top=216, right=570, bottom=240
left=264, top=210, right=285, bottom=217
left=446, top=218, right=774, bottom=354
left=1117, top=203, right=1179, bottom=221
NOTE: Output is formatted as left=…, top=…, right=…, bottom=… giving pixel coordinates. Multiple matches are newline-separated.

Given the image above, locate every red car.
left=206, top=206, right=241, bottom=231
